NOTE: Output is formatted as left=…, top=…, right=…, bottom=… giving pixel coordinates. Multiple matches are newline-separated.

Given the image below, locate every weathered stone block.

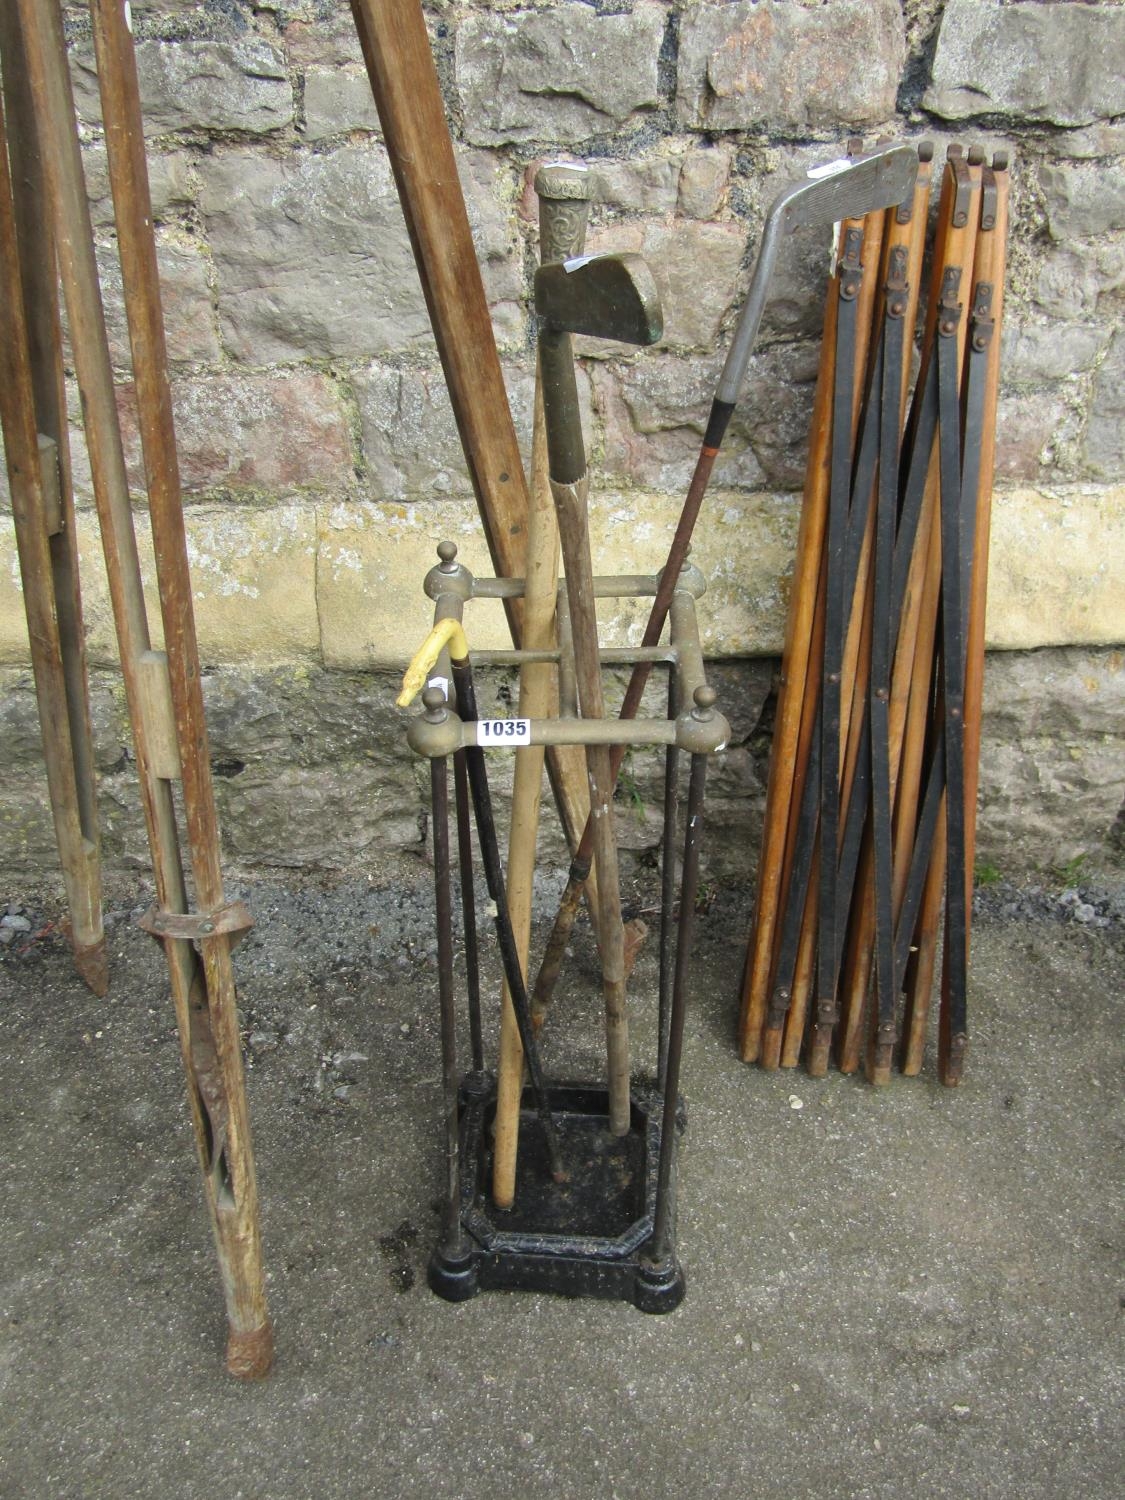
left=993, top=390, right=1079, bottom=482
left=72, top=39, right=293, bottom=136
left=456, top=5, right=665, bottom=146
left=97, top=235, right=221, bottom=368
left=316, top=500, right=514, bottom=670
left=199, top=145, right=427, bottom=363
left=1001, top=320, right=1111, bottom=387
left=82, top=145, right=195, bottom=230
left=215, top=762, right=423, bottom=869
left=49, top=506, right=321, bottom=668
left=594, top=156, right=682, bottom=217
left=585, top=219, right=746, bottom=351
left=678, top=147, right=734, bottom=220
left=165, top=373, right=354, bottom=497
left=302, top=69, right=382, bottom=140
left=986, top=485, right=1125, bottom=650
left=925, top=0, right=1125, bottom=128
left=352, top=362, right=540, bottom=503
left=677, top=0, right=904, bottom=134
left=0, top=671, right=125, bottom=774
left=1034, top=240, right=1125, bottom=320
left=977, top=647, right=1125, bottom=869
left=1084, top=333, right=1125, bottom=481
left=200, top=143, right=519, bottom=362
left=593, top=342, right=818, bottom=494
left=1040, top=163, right=1125, bottom=243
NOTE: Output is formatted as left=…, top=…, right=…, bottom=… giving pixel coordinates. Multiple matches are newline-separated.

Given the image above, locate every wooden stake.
left=0, top=15, right=105, bottom=995
left=493, top=164, right=593, bottom=1208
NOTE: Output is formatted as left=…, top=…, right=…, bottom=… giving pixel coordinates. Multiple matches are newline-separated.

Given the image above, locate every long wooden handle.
left=493, top=165, right=593, bottom=1208
left=0, top=19, right=105, bottom=991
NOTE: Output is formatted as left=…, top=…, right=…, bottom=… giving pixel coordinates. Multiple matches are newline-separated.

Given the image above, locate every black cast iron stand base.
left=428, top=1074, right=685, bottom=1314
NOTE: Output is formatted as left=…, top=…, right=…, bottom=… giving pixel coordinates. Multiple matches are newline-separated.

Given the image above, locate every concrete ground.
left=1, top=865, right=1122, bottom=1500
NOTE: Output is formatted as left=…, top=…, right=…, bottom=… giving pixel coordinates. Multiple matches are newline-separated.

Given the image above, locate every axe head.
left=535, top=252, right=663, bottom=346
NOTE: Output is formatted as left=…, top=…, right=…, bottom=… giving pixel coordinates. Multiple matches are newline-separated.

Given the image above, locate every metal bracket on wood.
left=137, top=899, right=254, bottom=947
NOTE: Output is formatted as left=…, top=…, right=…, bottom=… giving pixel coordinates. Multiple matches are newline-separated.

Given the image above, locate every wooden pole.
left=0, top=16, right=106, bottom=995
left=19, top=0, right=272, bottom=1377
left=492, top=165, right=595, bottom=1206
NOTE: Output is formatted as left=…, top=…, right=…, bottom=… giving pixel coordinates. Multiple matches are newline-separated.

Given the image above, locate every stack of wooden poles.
left=739, top=142, right=1010, bottom=1087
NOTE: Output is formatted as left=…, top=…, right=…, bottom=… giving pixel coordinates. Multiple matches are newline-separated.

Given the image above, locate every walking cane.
left=399, top=621, right=566, bottom=1181
left=19, top=0, right=271, bottom=1376
left=535, top=252, right=663, bottom=1134
left=0, top=20, right=106, bottom=996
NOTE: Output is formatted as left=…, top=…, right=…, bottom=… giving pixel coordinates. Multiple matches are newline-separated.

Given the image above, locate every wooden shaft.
left=87, top=0, right=272, bottom=1374
left=19, top=0, right=271, bottom=1376
left=804, top=207, right=885, bottom=1078
left=494, top=165, right=593, bottom=1207
left=0, top=40, right=105, bottom=990
left=895, top=153, right=981, bottom=1076
left=347, top=0, right=594, bottom=895
left=936, top=159, right=1009, bottom=1083
left=552, top=477, right=631, bottom=1135
left=738, top=253, right=840, bottom=1060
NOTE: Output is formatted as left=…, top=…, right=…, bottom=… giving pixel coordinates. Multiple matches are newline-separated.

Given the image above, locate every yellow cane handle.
left=397, top=618, right=470, bottom=707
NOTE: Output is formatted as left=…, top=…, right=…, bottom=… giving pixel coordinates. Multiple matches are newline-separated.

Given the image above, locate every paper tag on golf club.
left=807, top=157, right=852, bottom=181
left=477, top=718, right=531, bottom=747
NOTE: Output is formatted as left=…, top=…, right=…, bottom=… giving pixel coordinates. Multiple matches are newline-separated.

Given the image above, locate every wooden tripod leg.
left=0, top=21, right=105, bottom=994
left=22, top=0, right=271, bottom=1377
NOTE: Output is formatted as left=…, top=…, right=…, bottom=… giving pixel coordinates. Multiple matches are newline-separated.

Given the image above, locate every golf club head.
left=781, top=142, right=920, bottom=232
left=535, top=252, right=663, bottom=347
left=716, top=142, right=921, bottom=405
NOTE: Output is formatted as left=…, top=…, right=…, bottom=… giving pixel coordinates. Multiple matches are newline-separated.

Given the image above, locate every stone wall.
left=1, top=0, right=1123, bottom=881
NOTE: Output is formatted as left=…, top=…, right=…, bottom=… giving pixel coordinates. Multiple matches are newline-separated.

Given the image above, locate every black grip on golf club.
left=702, top=398, right=735, bottom=452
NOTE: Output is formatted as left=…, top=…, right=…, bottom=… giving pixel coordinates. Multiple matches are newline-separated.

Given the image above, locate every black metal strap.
left=870, top=246, right=908, bottom=1048
left=936, top=270, right=969, bottom=1047
left=815, top=226, right=862, bottom=1031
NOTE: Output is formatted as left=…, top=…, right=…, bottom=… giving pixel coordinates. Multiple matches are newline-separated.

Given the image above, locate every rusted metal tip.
left=870, top=1045, right=894, bottom=1086
left=72, top=936, right=110, bottom=997
left=225, top=1321, right=274, bottom=1379
left=806, top=1032, right=831, bottom=1078
left=622, top=917, right=649, bottom=980
left=941, top=1034, right=967, bottom=1087
left=759, top=1027, right=783, bottom=1071
left=993, top=150, right=1010, bottom=172
left=917, top=139, right=935, bottom=164
left=967, top=144, right=985, bottom=166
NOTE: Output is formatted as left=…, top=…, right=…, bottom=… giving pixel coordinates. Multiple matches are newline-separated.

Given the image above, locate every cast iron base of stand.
left=428, top=1075, right=685, bottom=1313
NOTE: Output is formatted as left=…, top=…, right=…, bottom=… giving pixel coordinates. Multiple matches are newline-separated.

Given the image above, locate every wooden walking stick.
left=0, top=19, right=106, bottom=996
left=492, top=163, right=594, bottom=1207
left=535, top=251, right=663, bottom=1134
left=19, top=0, right=271, bottom=1376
